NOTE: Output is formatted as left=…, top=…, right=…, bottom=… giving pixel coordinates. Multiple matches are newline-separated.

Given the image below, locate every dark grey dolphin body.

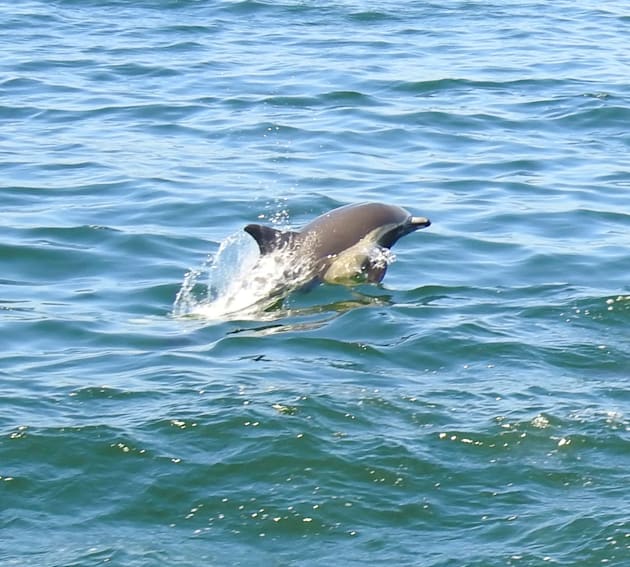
left=244, top=202, right=431, bottom=285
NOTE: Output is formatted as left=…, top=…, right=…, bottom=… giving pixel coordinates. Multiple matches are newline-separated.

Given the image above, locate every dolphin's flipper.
left=244, top=224, right=299, bottom=255
left=363, top=261, right=387, bottom=283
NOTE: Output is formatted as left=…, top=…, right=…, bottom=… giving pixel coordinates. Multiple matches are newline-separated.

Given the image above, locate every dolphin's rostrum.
left=244, top=202, right=430, bottom=285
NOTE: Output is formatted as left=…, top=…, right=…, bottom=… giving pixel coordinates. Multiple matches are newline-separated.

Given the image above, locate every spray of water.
left=173, top=230, right=316, bottom=321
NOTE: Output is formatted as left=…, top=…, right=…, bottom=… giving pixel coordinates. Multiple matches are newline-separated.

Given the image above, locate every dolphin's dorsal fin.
left=244, top=224, right=298, bottom=255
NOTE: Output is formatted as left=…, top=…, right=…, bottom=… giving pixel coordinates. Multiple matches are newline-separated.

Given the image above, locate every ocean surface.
left=2, top=1, right=629, bottom=565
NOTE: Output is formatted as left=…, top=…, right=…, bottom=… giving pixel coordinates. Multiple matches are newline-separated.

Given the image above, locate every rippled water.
left=2, top=1, right=629, bottom=565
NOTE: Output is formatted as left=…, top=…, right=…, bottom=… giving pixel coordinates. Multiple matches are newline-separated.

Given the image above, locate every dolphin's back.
left=300, top=202, right=411, bottom=256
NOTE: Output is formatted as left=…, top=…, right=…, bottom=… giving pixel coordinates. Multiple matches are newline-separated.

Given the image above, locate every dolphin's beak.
left=410, top=216, right=431, bottom=229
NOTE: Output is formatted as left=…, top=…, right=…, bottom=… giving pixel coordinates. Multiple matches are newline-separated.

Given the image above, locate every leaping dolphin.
left=244, top=202, right=431, bottom=286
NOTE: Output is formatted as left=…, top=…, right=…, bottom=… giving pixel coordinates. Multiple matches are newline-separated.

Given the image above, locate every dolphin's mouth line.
left=410, top=216, right=431, bottom=228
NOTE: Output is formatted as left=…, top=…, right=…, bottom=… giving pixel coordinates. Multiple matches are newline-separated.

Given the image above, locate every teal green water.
left=2, top=1, right=629, bottom=565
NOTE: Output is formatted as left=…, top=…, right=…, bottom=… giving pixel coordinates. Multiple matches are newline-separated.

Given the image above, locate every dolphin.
left=244, top=202, right=431, bottom=285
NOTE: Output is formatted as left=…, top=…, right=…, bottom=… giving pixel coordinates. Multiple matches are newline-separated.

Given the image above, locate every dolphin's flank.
left=244, top=202, right=431, bottom=286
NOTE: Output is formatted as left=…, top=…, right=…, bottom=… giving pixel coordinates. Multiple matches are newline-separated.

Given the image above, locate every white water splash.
left=173, top=230, right=314, bottom=321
